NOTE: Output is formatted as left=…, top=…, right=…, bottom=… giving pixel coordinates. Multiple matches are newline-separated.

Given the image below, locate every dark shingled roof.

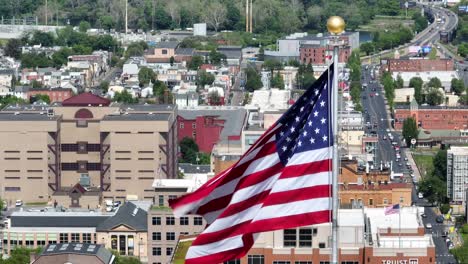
left=155, top=41, right=179, bottom=49
left=96, top=202, right=147, bottom=232
left=38, top=243, right=113, bottom=264
left=62, top=93, right=111, bottom=107
left=11, top=215, right=109, bottom=228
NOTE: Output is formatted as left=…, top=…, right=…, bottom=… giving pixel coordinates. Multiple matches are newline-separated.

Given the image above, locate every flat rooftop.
left=153, top=174, right=208, bottom=193
left=0, top=112, right=60, bottom=121
left=365, top=207, right=422, bottom=234
left=102, top=112, right=171, bottom=121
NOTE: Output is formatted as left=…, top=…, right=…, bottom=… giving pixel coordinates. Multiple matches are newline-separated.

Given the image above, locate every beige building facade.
left=0, top=93, right=178, bottom=205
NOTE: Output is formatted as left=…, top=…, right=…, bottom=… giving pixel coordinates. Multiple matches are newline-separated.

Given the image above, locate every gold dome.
left=327, top=16, right=345, bottom=35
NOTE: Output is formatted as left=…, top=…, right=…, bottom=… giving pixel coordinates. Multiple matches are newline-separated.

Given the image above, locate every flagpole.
left=399, top=205, right=401, bottom=249
left=327, top=16, right=345, bottom=264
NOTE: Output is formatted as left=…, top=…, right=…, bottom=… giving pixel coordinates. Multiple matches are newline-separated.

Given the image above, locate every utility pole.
left=125, top=0, right=128, bottom=35
left=249, top=0, right=253, bottom=33
left=45, top=0, right=48, bottom=25
left=245, top=0, right=249, bottom=32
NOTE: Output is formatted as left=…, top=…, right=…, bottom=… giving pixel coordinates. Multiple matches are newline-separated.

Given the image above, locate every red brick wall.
left=300, top=46, right=351, bottom=65
left=27, top=90, right=73, bottom=103
left=177, top=116, right=224, bottom=153
left=394, top=108, right=468, bottom=130
left=386, top=58, right=453, bottom=72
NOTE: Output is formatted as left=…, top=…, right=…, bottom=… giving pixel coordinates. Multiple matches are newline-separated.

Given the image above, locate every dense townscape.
left=0, top=0, right=468, bottom=263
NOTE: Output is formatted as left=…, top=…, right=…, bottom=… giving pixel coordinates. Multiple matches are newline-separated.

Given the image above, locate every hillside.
left=0, top=0, right=403, bottom=34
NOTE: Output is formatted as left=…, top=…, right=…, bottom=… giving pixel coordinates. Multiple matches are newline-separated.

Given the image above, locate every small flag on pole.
left=169, top=66, right=335, bottom=264
left=384, top=204, right=400, bottom=215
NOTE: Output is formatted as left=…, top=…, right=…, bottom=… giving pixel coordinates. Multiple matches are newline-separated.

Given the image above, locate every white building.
left=447, top=147, right=468, bottom=206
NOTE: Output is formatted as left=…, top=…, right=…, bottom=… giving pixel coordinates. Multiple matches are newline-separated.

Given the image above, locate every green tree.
left=360, top=42, right=375, bottom=56
left=459, top=90, right=468, bottom=105
left=79, top=21, right=91, bottom=32
left=451, top=78, right=465, bottom=95
left=138, top=67, right=156, bottom=87
left=412, top=13, right=428, bottom=33
left=418, top=175, right=447, bottom=205
left=153, top=80, right=173, bottom=104
left=427, top=77, right=442, bottom=88
left=258, top=47, right=265, bottom=61
left=52, top=47, right=73, bottom=68
left=113, top=90, right=138, bottom=104
left=409, top=77, right=424, bottom=104
left=179, top=137, right=199, bottom=164
left=270, top=72, right=284, bottom=89
left=30, top=31, right=55, bottom=47
left=21, top=53, right=53, bottom=68
left=0, top=196, right=3, bottom=212
left=208, top=91, right=222, bottom=105
left=263, top=59, right=283, bottom=73
left=209, top=50, right=226, bottom=65
left=170, top=56, right=175, bottom=66
left=99, top=81, right=110, bottom=94
left=188, top=55, right=204, bottom=70
left=99, top=15, right=115, bottom=30
left=426, top=88, right=444, bottom=106
left=433, top=150, right=447, bottom=181
left=197, top=70, right=215, bottom=88
left=245, top=67, right=263, bottom=92
left=429, top=48, right=437, bottom=60
left=4, top=39, right=22, bottom=59
left=402, top=117, right=418, bottom=147
left=2, top=247, right=42, bottom=264
left=395, top=74, right=404, bottom=88
left=224, top=1, right=241, bottom=30
left=297, top=63, right=316, bottom=89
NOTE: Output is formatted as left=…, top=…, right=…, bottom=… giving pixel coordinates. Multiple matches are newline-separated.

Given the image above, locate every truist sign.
left=381, top=260, right=419, bottom=264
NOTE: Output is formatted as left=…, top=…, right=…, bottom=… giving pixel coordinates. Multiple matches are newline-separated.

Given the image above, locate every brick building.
left=177, top=107, right=246, bottom=153
left=394, top=100, right=468, bottom=131
left=299, top=44, right=351, bottom=65
left=340, top=182, right=413, bottom=208
left=175, top=207, right=435, bottom=264
left=382, top=58, right=454, bottom=73
left=27, top=88, right=73, bottom=103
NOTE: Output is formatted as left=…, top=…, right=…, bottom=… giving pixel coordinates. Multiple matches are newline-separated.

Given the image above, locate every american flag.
left=169, top=66, right=335, bottom=264
left=384, top=204, right=400, bottom=215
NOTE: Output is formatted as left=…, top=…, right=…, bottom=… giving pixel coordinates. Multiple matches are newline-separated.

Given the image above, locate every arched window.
left=74, top=108, right=94, bottom=119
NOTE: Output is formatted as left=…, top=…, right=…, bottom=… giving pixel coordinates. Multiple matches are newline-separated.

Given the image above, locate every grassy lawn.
left=173, top=240, right=193, bottom=264
left=451, top=224, right=468, bottom=263
left=412, top=153, right=434, bottom=178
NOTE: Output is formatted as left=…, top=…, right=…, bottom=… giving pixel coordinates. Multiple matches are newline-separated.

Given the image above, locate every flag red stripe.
left=280, top=159, right=331, bottom=178
left=247, top=210, right=331, bottom=233
left=262, top=184, right=331, bottom=207
left=169, top=140, right=277, bottom=212
left=185, top=234, right=255, bottom=264
left=196, top=161, right=282, bottom=216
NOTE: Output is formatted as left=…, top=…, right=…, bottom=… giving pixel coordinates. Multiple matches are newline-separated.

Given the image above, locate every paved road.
left=360, top=66, right=410, bottom=175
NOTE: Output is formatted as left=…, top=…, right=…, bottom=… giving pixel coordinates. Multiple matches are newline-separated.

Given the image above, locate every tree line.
left=0, top=0, right=405, bottom=34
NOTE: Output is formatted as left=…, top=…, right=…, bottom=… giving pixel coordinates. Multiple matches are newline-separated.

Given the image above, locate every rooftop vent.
left=47, top=245, right=57, bottom=252
left=131, top=207, right=139, bottom=216
left=59, top=244, right=69, bottom=251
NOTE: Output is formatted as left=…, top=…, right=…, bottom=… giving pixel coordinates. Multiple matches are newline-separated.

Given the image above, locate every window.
left=400, top=196, right=404, bottom=203
left=192, top=123, right=196, bottom=129
left=152, top=247, right=161, bottom=256
left=273, top=262, right=290, bottom=264
left=194, top=217, right=203, bottom=225
left=77, top=141, right=88, bottom=154
left=166, top=232, right=175, bottom=241
left=162, top=49, right=168, bottom=55
left=369, top=199, right=373, bottom=206
left=299, top=228, right=312, bottom=247
left=83, top=233, right=92, bottom=243
left=313, top=228, right=318, bottom=236
left=166, top=217, right=175, bottom=225
left=341, top=262, right=359, bottom=264
left=71, top=233, right=80, bottom=242
left=383, top=198, right=388, bottom=205
left=320, top=262, right=330, bottom=264
left=152, top=217, right=161, bottom=225
left=318, top=242, right=326, bottom=248
left=169, top=195, right=177, bottom=201
left=158, top=195, right=164, bottom=206
left=224, top=260, right=241, bottom=264
left=166, top=247, right=173, bottom=256
left=180, top=123, right=184, bottom=129
left=60, top=233, right=69, bottom=243
left=180, top=217, right=189, bottom=225
left=76, top=119, right=88, bottom=127
left=152, top=232, right=161, bottom=241
left=295, top=262, right=312, bottom=264
left=4, top=187, right=20, bottom=192
left=283, top=229, right=297, bottom=247
left=247, top=255, right=264, bottom=264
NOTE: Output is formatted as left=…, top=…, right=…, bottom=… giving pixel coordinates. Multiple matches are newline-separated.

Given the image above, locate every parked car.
left=436, top=215, right=445, bottom=223
left=426, top=223, right=432, bottom=229
left=418, top=192, right=424, bottom=199
left=442, top=231, right=448, bottom=237
left=421, top=213, right=427, bottom=218
left=15, top=200, right=23, bottom=207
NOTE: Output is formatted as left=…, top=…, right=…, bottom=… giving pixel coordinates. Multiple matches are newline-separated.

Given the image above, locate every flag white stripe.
left=271, top=171, right=330, bottom=193
left=252, top=197, right=331, bottom=221
left=186, top=235, right=244, bottom=259
left=237, top=135, right=276, bottom=166
left=197, top=153, right=279, bottom=208
left=203, top=204, right=262, bottom=233
left=287, top=146, right=332, bottom=166
left=230, top=173, right=281, bottom=204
